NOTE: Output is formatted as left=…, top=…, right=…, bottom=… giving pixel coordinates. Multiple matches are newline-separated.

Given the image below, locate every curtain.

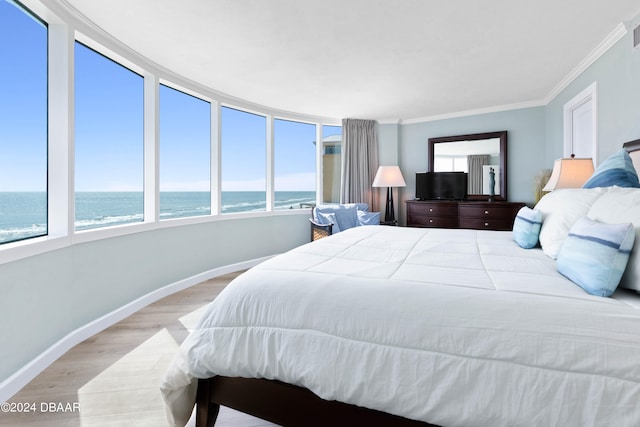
left=467, top=155, right=490, bottom=194
left=340, top=118, right=379, bottom=209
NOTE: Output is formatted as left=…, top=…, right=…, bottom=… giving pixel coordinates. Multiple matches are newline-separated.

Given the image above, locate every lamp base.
left=384, top=186, right=395, bottom=223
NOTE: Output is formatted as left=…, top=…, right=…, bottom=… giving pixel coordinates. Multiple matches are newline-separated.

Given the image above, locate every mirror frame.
left=428, top=130, right=508, bottom=201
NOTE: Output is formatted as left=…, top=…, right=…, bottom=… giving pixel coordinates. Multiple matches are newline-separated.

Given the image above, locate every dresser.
left=406, top=200, right=526, bottom=231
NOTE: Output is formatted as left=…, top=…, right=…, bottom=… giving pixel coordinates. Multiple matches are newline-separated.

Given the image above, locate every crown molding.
left=400, top=99, right=546, bottom=125
left=26, top=1, right=634, bottom=126
left=544, top=22, right=627, bottom=104
left=49, top=0, right=342, bottom=125
left=399, top=22, right=627, bottom=125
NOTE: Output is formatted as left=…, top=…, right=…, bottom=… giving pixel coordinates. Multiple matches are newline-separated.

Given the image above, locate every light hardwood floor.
left=0, top=271, right=277, bottom=427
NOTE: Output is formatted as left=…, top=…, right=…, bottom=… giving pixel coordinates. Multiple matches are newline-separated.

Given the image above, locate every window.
left=74, top=42, right=144, bottom=231
left=220, top=107, right=267, bottom=213
left=321, top=125, right=341, bottom=203
left=0, top=0, right=47, bottom=244
left=274, top=119, right=316, bottom=209
left=159, top=84, right=211, bottom=220
left=434, top=156, right=468, bottom=172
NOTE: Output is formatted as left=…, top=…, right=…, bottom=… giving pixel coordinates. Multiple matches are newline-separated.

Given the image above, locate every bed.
left=161, top=141, right=640, bottom=427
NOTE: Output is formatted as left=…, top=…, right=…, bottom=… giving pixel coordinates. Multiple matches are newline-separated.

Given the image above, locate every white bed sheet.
left=161, top=226, right=640, bottom=427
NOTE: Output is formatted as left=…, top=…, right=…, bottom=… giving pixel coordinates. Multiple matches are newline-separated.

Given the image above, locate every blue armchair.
left=309, top=203, right=381, bottom=241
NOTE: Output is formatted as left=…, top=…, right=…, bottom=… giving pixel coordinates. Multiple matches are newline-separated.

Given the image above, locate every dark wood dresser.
left=406, top=200, right=526, bottom=231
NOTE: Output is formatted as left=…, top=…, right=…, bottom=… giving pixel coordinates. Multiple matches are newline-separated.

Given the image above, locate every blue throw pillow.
left=332, top=205, right=358, bottom=231
left=512, top=206, right=542, bottom=249
left=345, top=203, right=369, bottom=212
left=357, top=210, right=381, bottom=226
left=557, top=217, right=635, bottom=297
left=316, top=212, right=340, bottom=233
left=583, top=149, right=640, bottom=188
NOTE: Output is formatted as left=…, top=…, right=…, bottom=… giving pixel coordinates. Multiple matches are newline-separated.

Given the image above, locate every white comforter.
left=161, top=226, right=640, bottom=427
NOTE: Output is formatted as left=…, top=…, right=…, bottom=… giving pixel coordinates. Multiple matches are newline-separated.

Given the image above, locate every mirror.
left=428, top=131, right=507, bottom=201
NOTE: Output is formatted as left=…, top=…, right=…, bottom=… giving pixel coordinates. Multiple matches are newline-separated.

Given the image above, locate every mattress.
left=161, top=225, right=640, bottom=427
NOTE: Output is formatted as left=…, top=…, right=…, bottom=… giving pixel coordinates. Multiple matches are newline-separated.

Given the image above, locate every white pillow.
left=587, top=186, right=640, bottom=291
left=534, top=187, right=607, bottom=259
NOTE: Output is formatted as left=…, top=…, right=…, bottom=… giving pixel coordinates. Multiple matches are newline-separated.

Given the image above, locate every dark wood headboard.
left=623, top=139, right=640, bottom=172
left=623, top=138, right=640, bottom=152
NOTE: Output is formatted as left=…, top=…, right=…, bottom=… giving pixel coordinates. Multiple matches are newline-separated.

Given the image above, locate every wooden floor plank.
left=0, top=271, right=277, bottom=427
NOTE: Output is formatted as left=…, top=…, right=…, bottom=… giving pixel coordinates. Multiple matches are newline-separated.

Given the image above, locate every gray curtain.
left=340, top=118, right=379, bottom=209
left=467, top=155, right=490, bottom=194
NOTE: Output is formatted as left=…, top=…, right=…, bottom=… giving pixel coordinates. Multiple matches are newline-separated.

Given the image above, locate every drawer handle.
left=429, top=208, right=433, bottom=212
left=484, top=222, right=489, bottom=227
left=484, top=210, right=489, bottom=215
left=429, top=219, right=433, bottom=223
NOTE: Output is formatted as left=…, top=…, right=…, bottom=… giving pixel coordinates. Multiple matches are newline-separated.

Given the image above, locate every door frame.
left=563, top=81, right=598, bottom=165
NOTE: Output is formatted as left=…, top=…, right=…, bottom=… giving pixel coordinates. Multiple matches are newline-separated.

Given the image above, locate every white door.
left=571, top=100, right=593, bottom=158
left=564, top=82, right=597, bottom=165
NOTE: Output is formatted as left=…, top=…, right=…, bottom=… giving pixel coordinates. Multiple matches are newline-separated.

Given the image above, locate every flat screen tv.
left=416, top=172, right=468, bottom=200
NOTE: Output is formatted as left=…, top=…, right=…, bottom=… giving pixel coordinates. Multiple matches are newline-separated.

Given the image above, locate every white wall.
left=0, top=214, right=309, bottom=395
left=378, top=12, right=640, bottom=226
left=378, top=107, right=546, bottom=225
left=545, top=15, right=640, bottom=164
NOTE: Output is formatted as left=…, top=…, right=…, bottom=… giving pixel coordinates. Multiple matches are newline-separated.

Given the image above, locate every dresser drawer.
left=405, top=200, right=525, bottom=230
left=458, top=204, right=519, bottom=220
left=408, top=215, right=458, bottom=228
left=407, top=202, right=458, bottom=217
left=459, top=218, right=514, bottom=231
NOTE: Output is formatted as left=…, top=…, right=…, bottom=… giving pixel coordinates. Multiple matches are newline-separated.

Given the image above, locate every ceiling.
left=60, top=0, right=640, bottom=122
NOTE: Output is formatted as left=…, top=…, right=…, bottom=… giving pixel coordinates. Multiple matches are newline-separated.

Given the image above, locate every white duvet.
left=161, top=226, right=640, bottom=427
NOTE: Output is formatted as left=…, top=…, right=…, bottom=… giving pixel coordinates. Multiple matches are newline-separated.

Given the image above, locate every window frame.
left=272, top=117, right=318, bottom=210
left=159, top=83, right=213, bottom=221
left=0, top=0, right=49, bottom=245
left=73, top=40, right=145, bottom=232
left=220, top=105, right=268, bottom=214
left=0, top=0, right=341, bottom=263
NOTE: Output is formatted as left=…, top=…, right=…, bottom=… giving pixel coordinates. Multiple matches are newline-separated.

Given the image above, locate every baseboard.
left=0, top=256, right=272, bottom=404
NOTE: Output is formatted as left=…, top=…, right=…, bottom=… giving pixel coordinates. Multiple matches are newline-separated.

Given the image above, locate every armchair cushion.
left=357, top=210, right=381, bottom=226
left=315, top=204, right=362, bottom=232
left=311, top=203, right=376, bottom=241
left=316, top=212, right=341, bottom=233
left=344, top=203, right=369, bottom=212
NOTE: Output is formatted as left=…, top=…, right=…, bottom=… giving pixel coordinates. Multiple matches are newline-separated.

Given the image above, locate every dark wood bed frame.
left=196, top=376, right=437, bottom=427
left=195, top=140, right=640, bottom=427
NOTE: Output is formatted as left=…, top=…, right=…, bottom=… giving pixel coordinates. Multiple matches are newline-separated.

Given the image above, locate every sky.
left=1, top=0, right=341, bottom=193
left=0, top=0, right=47, bottom=192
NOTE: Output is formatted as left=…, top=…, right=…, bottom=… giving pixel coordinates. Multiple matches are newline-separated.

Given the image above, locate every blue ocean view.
left=0, top=191, right=315, bottom=244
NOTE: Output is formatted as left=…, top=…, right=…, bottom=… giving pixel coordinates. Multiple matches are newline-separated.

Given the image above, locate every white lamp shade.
left=542, top=158, right=594, bottom=191
left=372, top=166, right=406, bottom=187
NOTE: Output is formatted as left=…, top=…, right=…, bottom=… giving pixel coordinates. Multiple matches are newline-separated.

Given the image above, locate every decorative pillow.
left=534, top=187, right=607, bottom=259
left=345, top=203, right=369, bottom=212
left=583, top=149, right=640, bottom=188
left=586, top=187, right=640, bottom=291
left=512, top=206, right=542, bottom=248
left=315, top=204, right=358, bottom=231
left=357, top=210, right=381, bottom=226
left=316, top=212, right=340, bottom=233
left=557, top=217, right=635, bottom=297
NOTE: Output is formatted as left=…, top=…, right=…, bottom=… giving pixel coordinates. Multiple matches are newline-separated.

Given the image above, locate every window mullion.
left=315, top=123, right=322, bottom=207
left=143, top=72, right=159, bottom=223
left=266, top=114, right=274, bottom=211
left=211, top=100, right=221, bottom=215
left=48, top=22, right=73, bottom=239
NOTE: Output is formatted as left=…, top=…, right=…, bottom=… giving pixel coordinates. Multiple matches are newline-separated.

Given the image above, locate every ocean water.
left=0, top=191, right=315, bottom=244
